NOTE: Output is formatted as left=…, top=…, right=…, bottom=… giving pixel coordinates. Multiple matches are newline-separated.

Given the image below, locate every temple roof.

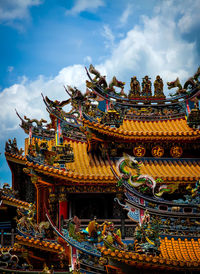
left=66, top=141, right=200, bottom=182
left=0, top=194, right=30, bottom=209
left=6, top=140, right=200, bottom=184
left=100, top=237, right=200, bottom=270
left=160, top=237, right=200, bottom=263
left=16, top=235, right=64, bottom=253
left=83, top=117, right=200, bottom=141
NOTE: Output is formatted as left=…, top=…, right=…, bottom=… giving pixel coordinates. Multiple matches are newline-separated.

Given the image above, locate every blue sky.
left=0, top=0, right=200, bottom=184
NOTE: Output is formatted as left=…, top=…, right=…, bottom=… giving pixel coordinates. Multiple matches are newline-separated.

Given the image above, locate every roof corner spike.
left=41, top=92, right=45, bottom=101
left=64, top=85, right=71, bottom=97
left=63, top=85, right=68, bottom=93
left=15, top=109, right=22, bottom=121
left=85, top=66, right=91, bottom=80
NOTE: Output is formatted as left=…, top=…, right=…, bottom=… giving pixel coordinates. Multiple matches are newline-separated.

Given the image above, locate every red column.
left=59, top=199, right=68, bottom=231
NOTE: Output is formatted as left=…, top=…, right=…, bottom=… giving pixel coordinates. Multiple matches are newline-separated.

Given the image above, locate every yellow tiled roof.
left=100, top=237, right=200, bottom=270
left=22, top=141, right=200, bottom=183
left=83, top=117, right=200, bottom=140
left=1, top=194, right=30, bottom=209
left=16, top=235, right=64, bottom=253
left=160, top=237, right=200, bottom=263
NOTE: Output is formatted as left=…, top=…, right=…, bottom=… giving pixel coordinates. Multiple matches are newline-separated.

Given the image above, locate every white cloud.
left=1, top=0, right=200, bottom=183
left=0, top=0, right=42, bottom=23
left=97, top=2, right=198, bottom=90
left=102, top=25, right=115, bottom=49
left=0, top=0, right=199, bottom=143
left=119, top=3, right=133, bottom=26
left=177, top=0, right=200, bottom=33
left=66, top=0, right=104, bottom=15
left=154, top=0, right=200, bottom=34
left=0, top=65, right=87, bottom=139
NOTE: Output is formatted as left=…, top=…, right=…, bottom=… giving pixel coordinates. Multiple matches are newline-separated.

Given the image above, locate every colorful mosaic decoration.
left=1, top=66, right=200, bottom=273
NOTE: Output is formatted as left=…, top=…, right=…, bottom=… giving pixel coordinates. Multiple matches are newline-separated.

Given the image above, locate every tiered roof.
left=0, top=193, right=30, bottom=209
left=5, top=145, right=200, bottom=184
left=83, top=117, right=200, bottom=141
left=3, top=66, right=200, bottom=273
left=16, top=235, right=64, bottom=254
left=160, top=237, right=200, bottom=262
left=100, top=237, right=200, bottom=271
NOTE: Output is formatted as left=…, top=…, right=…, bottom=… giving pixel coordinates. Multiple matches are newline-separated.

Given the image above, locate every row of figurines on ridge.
left=87, top=73, right=165, bottom=98
left=88, top=64, right=165, bottom=97
left=129, top=75, right=165, bottom=97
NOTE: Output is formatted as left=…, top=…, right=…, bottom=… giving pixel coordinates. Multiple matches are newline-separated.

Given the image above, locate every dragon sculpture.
left=16, top=204, right=50, bottom=237
left=45, top=95, right=71, bottom=110
left=87, top=64, right=108, bottom=89
left=64, top=85, right=96, bottom=115
left=106, top=76, right=126, bottom=95
left=15, top=110, right=55, bottom=138
left=5, top=138, right=24, bottom=155
left=114, top=154, right=177, bottom=197
left=89, top=64, right=101, bottom=81
left=167, top=78, right=187, bottom=96
left=24, top=116, right=48, bottom=127
left=184, top=66, right=200, bottom=91
left=88, top=64, right=126, bottom=96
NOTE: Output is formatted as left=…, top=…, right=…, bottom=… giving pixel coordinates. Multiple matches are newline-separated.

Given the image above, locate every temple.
left=0, top=65, right=200, bottom=273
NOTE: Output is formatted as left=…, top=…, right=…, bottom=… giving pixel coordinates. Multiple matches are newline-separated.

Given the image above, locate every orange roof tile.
left=1, top=194, right=31, bottom=209
left=16, top=235, right=64, bottom=253
left=160, top=237, right=200, bottom=263
left=5, top=152, right=27, bottom=162
left=22, top=141, right=200, bottom=184
left=5, top=141, right=200, bottom=184
left=83, top=117, right=200, bottom=140
left=0, top=245, right=23, bottom=252
left=100, top=237, right=200, bottom=270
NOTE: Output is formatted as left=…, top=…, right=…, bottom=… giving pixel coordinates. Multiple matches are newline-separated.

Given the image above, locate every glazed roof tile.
left=160, top=237, right=200, bottom=263
left=83, top=117, right=200, bottom=140
left=1, top=194, right=30, bottom=209
left=16, top=235, right=64, bottom=253
left=22, top=141, right=200, bottom=183
left=0, top=246, right=23, bottom=252
left=100, top=237, right=200, bottom=270
left=6, top=142, right=200, bottom=183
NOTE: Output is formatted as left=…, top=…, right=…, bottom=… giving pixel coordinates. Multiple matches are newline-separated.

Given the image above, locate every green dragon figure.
left=115, top=154, right=177, bottom=197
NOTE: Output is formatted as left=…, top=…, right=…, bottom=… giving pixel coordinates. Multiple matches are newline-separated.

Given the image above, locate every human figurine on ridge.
left=154, top=75, right=164, bottom=97
left=129, top=76, right=141, bottom=97
left=142, top=76, right=152, bottom=96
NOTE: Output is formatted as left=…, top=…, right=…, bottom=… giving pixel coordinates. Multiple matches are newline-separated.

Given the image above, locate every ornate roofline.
left=85, top=66, right=200, bottom=104
left=5, top=152, right=200, bottom=184
left=83, top=116, right=200, bottom=141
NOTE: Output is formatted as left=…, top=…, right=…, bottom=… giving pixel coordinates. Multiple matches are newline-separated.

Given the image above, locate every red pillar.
left=59, top=199, right=68, bottom=231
